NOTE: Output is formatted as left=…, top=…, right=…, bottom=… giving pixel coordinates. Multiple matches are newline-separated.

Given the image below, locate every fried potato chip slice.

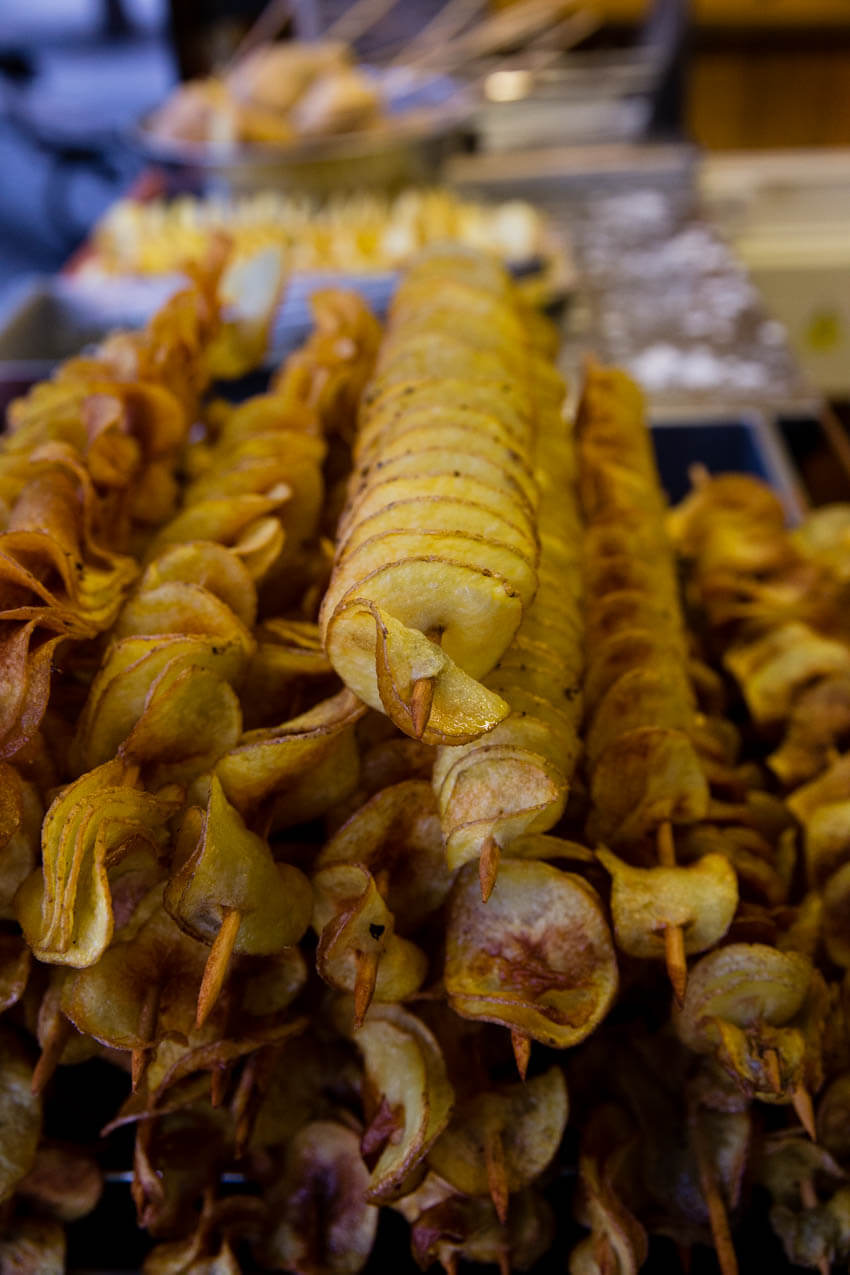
left=411, top=1189, right=555, bottom=1274
left=770, top=675, right=850, bottom=787
left=311, top=863, right=427, bottom=1017
left=138, top=542, right=257, bottom=630
left=428, top=1067, right=568, bottom=1203
left=445, top=859, right=618, bottom=1048
left=325, top=531, right=537, bottom=615
left=165, top=775, right=312, bottom=957
left=597, top=849, right=738, bottom=959
left=0, top=1029, right=41, bottom=1203
left=16, top=759, right=178, bottom=967
left=675, top=944, right=827, bottom=1105
left=325, top=596, right=510, bottom=746
left=0, top=765, right=40, bottom=918
left=317, top=780, right=451, bottom=929
left=588, top=727, right=710, bottom=847
left=725, top=622, right=850, bottom=727
left=435, top=742, right=569, bottom=874
left=569, top=1105, right=648, bottom=1275
left=261, top=1121, right=378, bottom=1275
left=349, top=1002, right=454, bottom=1202
left=112, top=581, right=256, bottom=658
left=215, top=687, right=364, bottom=813
left=61, top=888, right=212, bottom=1054
left=73, top=634, right=247, bottom=773
left=350, top=447, right=534, bottom=521
left=338, top=497, right=537, bottom=567
left=144, top=491, right=290, bottom=566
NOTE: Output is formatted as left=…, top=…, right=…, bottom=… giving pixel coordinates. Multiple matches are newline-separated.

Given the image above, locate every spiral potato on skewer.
left=320, top=246, right=540, bottom=746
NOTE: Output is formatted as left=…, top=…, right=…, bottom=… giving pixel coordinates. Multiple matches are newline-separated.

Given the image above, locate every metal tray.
left=650, top=411, right=806, bottom=522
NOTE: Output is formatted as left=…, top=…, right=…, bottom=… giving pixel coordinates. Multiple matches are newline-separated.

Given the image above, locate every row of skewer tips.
left=0, top=242, right=848, bottom=1275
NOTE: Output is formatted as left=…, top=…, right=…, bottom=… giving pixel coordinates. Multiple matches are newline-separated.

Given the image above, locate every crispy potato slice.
left=325, top=596, right=511, bottom=745
left=135, top=541, right=257, bottom=629
left=165, top=775, right=312, bottom=955
left=597, top=849, right=738, bottom=959
left=317, top=780, right=452, bottom=928
left=323, top=554, right=523, bottom=683
left=16, top=759, right=177, bottom=967
left=338, top=497, right=537, bottom=566
left=61, top=888, right=210, bottom=1053
left=569, top=1105, right=647, bottom=1275
left=350, top=447, right=534, bottom=519
left=72, top=634, right=247, bottom=773
left=349, top=1002, right=454, bottom=1202
left=445, top=859, right=618, bottom=1048
left=411, top=1189, right=554, bottom=1274
left=311, top=863, right=427, bottom=1010
left=325, top=531, right=537, bottom=615
left=726, top=622, right=850, bottom=727
left=360, top=376, right=531, bottom=443
left=769, top=674, right=850, bottom=787
left=262, top=1121, right=378, bottom=1275
left=675, top=944, right=827, bottom=1104
left=0, top=766, right=40, bottom=919
left=0, top=1029, right=41, bottom=1203
left=112, top=581, right=256, bottom=657
left=215, top=687, right=364, bottom=813
left=428, top=1067, right=568, bottom=1199
left=588, top=727, right=709, bottom=846
left=436, top=743, right=569, bottom=873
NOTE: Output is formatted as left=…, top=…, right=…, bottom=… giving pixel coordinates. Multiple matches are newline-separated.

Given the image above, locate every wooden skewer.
left=31, top=1015, right=73, bottom=1096
left=131, top=984, right=160, bottom=1092
left=763, top=1047, right=783, bottom=1097
left=409, top=0, right=579, bottom=71
left=223, top=0, right=293, bottom=75
left=210, top=1063, right=230, bottom=1108
left=409, top=675, right=434, bottom=738
left=479, top=835, right=501, bottom=902
left=690, top=1107, right=739, bottom=1275
left=231, top=1053, right=259, bottom=1153
left=353, top=948, right=379, bottom=1028
left=657, top=820, right=687, bottom=1005
left=196, top=907, right=242, bottom=1030
left=510, top=1028, right=531, bottom=1082
left=792, top=1086, right=817, bottom=1141
left=391, top=0, right=486, bottom=66
left=408, top=627, right=442, bottom=738
left=485, top=1126, right=510, bottom=1225
left=324, top=0, right=401, bottom=44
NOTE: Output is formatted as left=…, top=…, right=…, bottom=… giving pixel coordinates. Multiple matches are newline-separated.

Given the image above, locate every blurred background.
left=1, top=0, right=849, bottom=425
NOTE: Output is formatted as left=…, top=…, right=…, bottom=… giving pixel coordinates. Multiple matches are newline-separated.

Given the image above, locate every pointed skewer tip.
left=353, top=949, right=380, bottom=1029
left=409, top=676, right=434, bottom=739
left=510, top=1029, right=531, bottom=1082
left=479, top=836, right=501, bottom=902
left=196, top=907, right=241, bottom=1030
left=792, top=1086, right=817, bottom=1141
left=485, top=1128, right=510, bottom=1226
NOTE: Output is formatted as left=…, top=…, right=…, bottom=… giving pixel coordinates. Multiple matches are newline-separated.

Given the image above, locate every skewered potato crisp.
left=1, top=241, right=847, bottom=1275
left=320, top=245, right=539, bottom=746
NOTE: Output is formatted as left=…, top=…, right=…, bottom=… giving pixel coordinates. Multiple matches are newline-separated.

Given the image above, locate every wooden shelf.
left=595, top=0, right=850, bottom=26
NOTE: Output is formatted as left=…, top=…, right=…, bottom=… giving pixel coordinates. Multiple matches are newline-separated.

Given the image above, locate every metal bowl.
left=129, top=66, right=476, bottom=197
